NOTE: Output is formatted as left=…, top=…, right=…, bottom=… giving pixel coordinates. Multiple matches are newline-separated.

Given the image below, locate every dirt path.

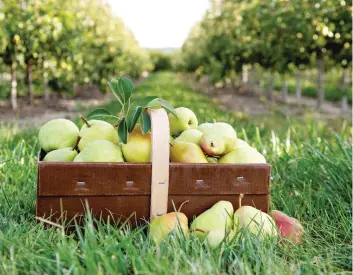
left=182, top=75, right=352, bottom=120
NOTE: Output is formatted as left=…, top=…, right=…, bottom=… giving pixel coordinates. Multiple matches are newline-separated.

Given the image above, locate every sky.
left=108, top=0, right=209, bottom=49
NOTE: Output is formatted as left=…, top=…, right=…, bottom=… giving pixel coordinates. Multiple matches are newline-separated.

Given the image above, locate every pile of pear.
left=169, top=107, right=266, bottom=164
left=38, top=107, right=266, bottom=164
left=150, top=195, right=304, bottom=248
left=38, top=118, right=151, bottom=163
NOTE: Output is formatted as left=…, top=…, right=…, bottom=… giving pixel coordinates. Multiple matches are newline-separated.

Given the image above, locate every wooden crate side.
left=36, top=194, right=269, bottom=224
left=38, top=163, right=270, bottom=196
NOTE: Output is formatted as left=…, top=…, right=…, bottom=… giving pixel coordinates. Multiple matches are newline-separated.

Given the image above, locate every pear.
left=207, top=156, right=219, bottom=164
left=197, top=123, right=213, bottom=133
left=170, top=141, right=208, bottom=163
left=173, top=129, right=203, bottom=145
left=122, top=126, right=151, bottom=162
left=206, top=229, right=226, bottom=249
left=43, top=147, right=78, bottom=162
left=78, top=119, right=119, bottom=151
left=233, top=194, right=277, bottom=238
left=233, top=138, right=250, bottom=149
left=39, top=119, right=79, bottom=152
left=200, top=122, right=237, bottom=156
left=168, top=107, right=198, bottom=136
left=219, top=146, right=266, bottom=164
left=74, top=140, right=124, bottom=162
left=190, top=201, right=234, bottom=239
left=270, top=210, right=304, bottom=244
left=150, top=201, right=189, bottom=245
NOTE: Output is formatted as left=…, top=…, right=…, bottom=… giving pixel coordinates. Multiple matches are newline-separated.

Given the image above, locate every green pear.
left=74, top=140, right=124, bottom=162
left=219, top=146, right=266, bottom=164
left=43, top=147, right=78, bottom=162
left=207, top=156, right=219, bottom=163
left=197, top=123, right=213, bottom=133
left=233, top=138, right=250, bottom=149
left=122, top=126, right=151, bottom=162
left=170, top=135, right=175, bottom=143
left=200, top=122, right=237, bottom=156
left=150, top=201, right=189, bottom=245
left=78, top=120, right=119, bottom=151
left=173, top=129, right=203, bottom=145
left=39, top=119, right=79, bottom=152
left=206, top=229, right=226, bottom=249
left=168, top=107, right=198, bottom=136
left=234, top=194, right=277, bottom=238
left=190, top=201, right=234, bottom=239
left=170, top=141, right=208, bottom=163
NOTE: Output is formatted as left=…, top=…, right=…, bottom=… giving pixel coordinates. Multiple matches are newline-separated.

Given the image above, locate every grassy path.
left=0, top=72, right=351, bottom=274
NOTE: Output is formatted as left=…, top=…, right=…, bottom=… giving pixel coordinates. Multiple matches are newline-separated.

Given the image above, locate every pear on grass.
left=219, top=146, right=266, bottom=164
left=233, top=194, right=277, bottom=238
left=78, top=118, right=119, bottom=151
left=199, top=122, right=237, bottom=156
left=150, top=201, right=189, bottom=245
left=270, top=210, right=304, bottom=244
left=43, top=147, right=78, bottom=162
left=168, top=107, right=198, bottom=136
left=170, top=141, right=208, bottom=163
left=190, top=201, right=234, bottom=239
left=39, top=119, right=79, bottom=152
left=74, top=140, right=124, bottom=162
left=122, top=126, right=151, bottom=162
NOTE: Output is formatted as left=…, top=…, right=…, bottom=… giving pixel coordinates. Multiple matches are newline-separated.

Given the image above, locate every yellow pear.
left=219, top=146, right=266, bottom=164
left=43, top=147, right=78, bottom=162
left=149, top=201, right=189, bottom=245
left=122, top=126, right=151, bottom=162
left=170, top=141, right=207, bottom=163
left=233, top=194, right=277, bottom=238
left=78, top=119, right=119, bottom=151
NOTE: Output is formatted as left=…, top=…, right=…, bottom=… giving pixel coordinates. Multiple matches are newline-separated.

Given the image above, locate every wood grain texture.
left=148, top=109, right=170, bottom=219
left=36, top=194, right=269, bottom=225
left=38, top=163, right=270, bottom=196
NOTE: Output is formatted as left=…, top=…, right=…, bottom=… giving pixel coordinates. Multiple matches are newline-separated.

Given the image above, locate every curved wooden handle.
left=148, top=109, right=170, bottom=220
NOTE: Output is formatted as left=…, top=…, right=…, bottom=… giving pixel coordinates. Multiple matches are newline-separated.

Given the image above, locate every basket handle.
left=148, top=108, right=170, bottom=220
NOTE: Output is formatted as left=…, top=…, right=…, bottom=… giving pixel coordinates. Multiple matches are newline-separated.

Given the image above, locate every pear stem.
left=178, top=200, right=189, bottom=212
left=113, top=118, right=123, bottom=128
left=238, top=193, right=244, bottom=208
left=80, top=115, right=91, bottom=127
left=169, top=142, right=173, bottom=147
left=213, top=118, right=217, bottom=123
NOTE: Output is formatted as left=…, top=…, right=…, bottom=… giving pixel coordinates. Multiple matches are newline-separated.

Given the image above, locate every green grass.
left=0, top=72, right=352, bottom=274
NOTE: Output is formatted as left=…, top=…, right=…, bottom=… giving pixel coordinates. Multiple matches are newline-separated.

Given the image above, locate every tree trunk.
left=44, top=73, right=49, bottom=102
left=27, top=61, right=33, bottom=105
left=317, top=58, right=325, bottom=108
left=242, top=64, right=248, bottom=84
left=296, top=70, right=302, bottom=101
left=10, top=62, right=18, bottom=110
left=341, top=67, right=349, bottom=114
left=268, top=73, right=274, bottom=101
left=281, top=75, right=288, bottom=102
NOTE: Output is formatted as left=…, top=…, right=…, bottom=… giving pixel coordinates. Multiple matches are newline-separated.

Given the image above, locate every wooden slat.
left=148, top=109, right=170, bottom=219
left=36, top=194, right=269, bottom=224
left=38, top=163, right=270, bottom=196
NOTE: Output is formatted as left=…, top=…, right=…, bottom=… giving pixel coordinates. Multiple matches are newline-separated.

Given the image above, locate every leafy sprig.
left=84, top=76, right=177, bottom=143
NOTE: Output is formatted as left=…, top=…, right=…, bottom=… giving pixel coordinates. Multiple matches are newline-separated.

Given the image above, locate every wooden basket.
left=36, top=109, right=271, bottom=224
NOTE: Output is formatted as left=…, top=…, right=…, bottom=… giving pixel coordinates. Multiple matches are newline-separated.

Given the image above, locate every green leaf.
left=140, top=111, right=151, bottom=135
left=108, top=79, right=124, bottom=105
left=120, top=77, right=133, bottom=102
left=145, top=98, right=161, bottom=109
left=159, top=98, right=177, bottom=117
left=126, top=103, right=142, bottom=132
left=118, top=118, right=128, bottom=144
left=139, top=96, right=159, bottom=107
left=86, top=108, right=118, bottom=120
